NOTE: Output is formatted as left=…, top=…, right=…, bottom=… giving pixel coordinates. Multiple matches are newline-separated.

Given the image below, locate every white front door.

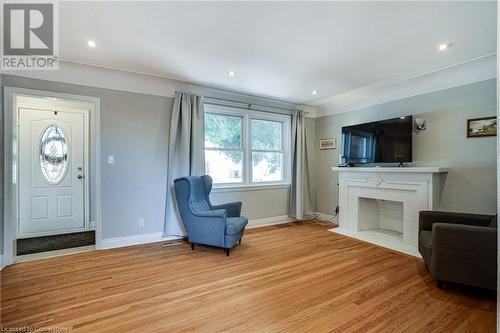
left=19, top=108, right=86, bottom=237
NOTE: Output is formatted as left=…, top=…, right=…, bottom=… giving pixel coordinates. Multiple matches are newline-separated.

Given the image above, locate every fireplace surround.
left=330, top=167, right=448, bottom=257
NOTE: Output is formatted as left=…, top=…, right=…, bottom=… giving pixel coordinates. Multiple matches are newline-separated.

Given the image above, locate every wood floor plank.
left=1, top=221, right=496, bottom=332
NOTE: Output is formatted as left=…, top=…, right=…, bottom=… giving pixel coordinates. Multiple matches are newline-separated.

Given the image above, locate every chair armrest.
left=184, top=209, right=227, bottom=247
left=211, top=202, right=242, bottom=217
left=192, top=209, right=227, bottom=219
left=432, top=223, right=497, bottom=279
left=419, top=211, right=493, bottom=233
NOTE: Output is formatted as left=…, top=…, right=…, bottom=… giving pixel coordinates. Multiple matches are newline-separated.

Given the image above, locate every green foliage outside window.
left=205, top=113, right=242, bottom=161
left=204, top=113, right=283, bottom=176
left=251, top=119, right=282, bottom=174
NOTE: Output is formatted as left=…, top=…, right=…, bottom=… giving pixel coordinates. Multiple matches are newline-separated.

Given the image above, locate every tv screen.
left=341, top=116, right=413, bottom=164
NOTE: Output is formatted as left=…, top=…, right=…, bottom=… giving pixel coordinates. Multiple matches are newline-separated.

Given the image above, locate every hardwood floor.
left=1, top=221, right=496, bottom=332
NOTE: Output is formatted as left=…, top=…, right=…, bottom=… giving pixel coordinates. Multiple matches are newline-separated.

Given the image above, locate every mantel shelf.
left=331, top=166, right=448, bottom=173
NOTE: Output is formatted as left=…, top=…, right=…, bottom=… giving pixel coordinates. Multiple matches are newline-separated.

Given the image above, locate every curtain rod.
left=174, top=90, right=303, bottom=115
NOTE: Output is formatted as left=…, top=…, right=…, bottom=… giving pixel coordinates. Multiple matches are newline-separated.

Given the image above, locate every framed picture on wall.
left=467, top=116, right=497, bottom=138
left=319, top=138, right=336, bottom=150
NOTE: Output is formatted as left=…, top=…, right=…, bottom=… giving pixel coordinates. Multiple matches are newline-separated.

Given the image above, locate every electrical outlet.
left=138, top=218, right=145, bottom=227
left=108, top=155, right=115, bottom=164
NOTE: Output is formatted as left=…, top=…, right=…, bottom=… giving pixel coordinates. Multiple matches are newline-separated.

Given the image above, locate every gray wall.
left=211, top=188, right=290, bottom=219
left=315, top=79, right=497, bottom=216
left=1, top=74, right=292, bottom=241
left=5, top=73, right=494, bottom=245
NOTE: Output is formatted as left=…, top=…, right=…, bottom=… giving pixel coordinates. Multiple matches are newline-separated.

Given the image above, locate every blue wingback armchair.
left=174, top=175, right=248, bottom=256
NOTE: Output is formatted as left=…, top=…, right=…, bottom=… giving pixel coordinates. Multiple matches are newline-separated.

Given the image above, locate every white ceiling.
left=59, top=1, right=497, bottom=104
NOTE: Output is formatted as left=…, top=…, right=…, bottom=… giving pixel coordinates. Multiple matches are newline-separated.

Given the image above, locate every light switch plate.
left=108, top=155, right=115, bottom=164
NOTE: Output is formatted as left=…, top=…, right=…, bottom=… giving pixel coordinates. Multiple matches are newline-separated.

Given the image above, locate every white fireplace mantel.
left=330, top=166, right=448, bottom=257
left=331, top=166, right=448, bottom=173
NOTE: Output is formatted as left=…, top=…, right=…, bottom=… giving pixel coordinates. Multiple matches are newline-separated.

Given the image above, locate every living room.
left=1, top=1, right=498, bottom=332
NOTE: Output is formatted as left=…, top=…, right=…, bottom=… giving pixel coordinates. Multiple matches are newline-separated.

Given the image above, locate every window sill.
left=212, top=183, right=291, bottom=193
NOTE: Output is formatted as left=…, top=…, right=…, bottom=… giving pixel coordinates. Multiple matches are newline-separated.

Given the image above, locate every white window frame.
left=204, top=104, right=292, bottom=190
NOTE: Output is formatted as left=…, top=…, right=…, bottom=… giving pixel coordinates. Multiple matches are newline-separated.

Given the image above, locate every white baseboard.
left=0, top=254, right=4, bottom=270
left=100, top=215, right=295, bottom=250
left=100, top=233, right=182, bottom=250
left=247, top=215, right=295, bottom=228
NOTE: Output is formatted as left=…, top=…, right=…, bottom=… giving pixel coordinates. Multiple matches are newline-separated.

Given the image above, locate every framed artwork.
left=467, top=116, right=497, bottom=138
left=320, top=138, right=336, bottom=150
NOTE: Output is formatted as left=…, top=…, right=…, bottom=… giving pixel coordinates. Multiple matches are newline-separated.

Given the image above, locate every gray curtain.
left=289, top=110, right=313, bottom=220
left=163, top=92, right=205, bottom=237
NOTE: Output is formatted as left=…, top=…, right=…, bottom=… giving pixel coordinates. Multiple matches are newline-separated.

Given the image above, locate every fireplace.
left=330, top=167, right=448, bottom=257
left=358, top=198, right=404, bottom=240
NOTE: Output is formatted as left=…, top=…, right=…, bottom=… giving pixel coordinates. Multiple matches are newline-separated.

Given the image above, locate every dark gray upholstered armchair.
left=418, top=211, right=497, bottom=290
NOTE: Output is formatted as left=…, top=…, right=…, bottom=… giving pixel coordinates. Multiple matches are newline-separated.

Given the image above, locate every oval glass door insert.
left=39, top=124, right=69, bottom=184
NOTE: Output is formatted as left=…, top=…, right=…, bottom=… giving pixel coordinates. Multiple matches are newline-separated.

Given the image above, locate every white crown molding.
left=297, top=104, right=320, bottom=118
left=3, top=60, right=180, bottom=98
left=3, top=53, right=492, bottom=119
left=311, top=54, right=497, bottom=118
left=2, top=60, right=297, bottom=112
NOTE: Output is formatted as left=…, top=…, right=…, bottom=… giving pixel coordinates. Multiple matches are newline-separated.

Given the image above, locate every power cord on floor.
left=312, top=210, right=339, bottom=226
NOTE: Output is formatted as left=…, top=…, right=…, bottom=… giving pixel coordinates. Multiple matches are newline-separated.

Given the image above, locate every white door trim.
left=3, top=87, right=102, bottom=266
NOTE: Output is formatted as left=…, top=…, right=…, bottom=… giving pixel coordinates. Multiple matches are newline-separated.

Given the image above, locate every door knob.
left=77, top=175, right=84, bottom=179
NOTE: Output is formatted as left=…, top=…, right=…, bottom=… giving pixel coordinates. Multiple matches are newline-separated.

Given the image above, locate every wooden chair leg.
left=225, top=248, right=230, bottom=256
left=191, top=243, right=195, bottom=251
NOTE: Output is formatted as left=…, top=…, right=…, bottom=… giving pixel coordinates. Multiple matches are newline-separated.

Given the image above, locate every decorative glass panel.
left=39, top=125, right=68, bottom=184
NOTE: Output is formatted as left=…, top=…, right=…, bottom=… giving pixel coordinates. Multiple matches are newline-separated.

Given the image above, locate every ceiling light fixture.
left=438, top=43, right=452, bottom=51
left=87, top=40, right=96, bottom=48
left=312, top=90, right=319, bottom=95
left=228, top=71, right=236, bottom=76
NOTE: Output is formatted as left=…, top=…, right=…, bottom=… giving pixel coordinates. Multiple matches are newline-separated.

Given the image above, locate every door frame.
left=3, top=87, right=102, bottom=266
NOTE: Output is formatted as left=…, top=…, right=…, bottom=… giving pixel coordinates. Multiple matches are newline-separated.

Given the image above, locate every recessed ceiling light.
left=438, top=43, right=452, bottom=51
left=228, top=71, right=236, bottom=76
left=87, top=40, right=96, bottom=48
left=312, top=90, right=319, bottom=95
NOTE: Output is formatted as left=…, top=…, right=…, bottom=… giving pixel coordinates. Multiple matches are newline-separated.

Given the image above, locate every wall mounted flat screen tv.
left=341, top=116, right=413, bottom=164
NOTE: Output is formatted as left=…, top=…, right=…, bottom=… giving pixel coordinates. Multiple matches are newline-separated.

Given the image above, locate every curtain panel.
left=163, top=92, right=205, bottom=237
left=289, top=110, right=314, bottom=220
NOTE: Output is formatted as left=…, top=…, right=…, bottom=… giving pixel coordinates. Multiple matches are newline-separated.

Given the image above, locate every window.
left=204, top=113, right=243, bottom=183
left=204, top=105, right=291, bottom=186
left=251, top=119, right=283, bottom=182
